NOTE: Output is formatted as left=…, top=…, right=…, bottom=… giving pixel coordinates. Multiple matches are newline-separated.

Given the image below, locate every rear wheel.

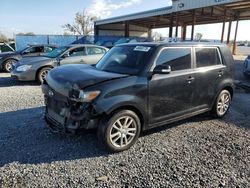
left=38, top=67, right=51, bottom=84
left=212, top=90, right=231, bottom=118
left=98, top=110, right=141, bottom=152
left=4, top=59, right=17, bottom=72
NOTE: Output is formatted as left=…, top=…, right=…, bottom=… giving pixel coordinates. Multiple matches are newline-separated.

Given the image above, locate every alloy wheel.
left=40, top=69, right=49, bottom=81
left=217, top=92, right=230, bottom=116
left=5, top=60, right=16, bottom=72
left=109, top=116, right=137, bottom=148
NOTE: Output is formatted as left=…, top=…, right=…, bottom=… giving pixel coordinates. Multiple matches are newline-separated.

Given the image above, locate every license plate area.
left=47, top=108, right=65, bottom=125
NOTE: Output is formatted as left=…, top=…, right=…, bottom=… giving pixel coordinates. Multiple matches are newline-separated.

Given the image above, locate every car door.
left=60, top=47, right=86, bottom=65
left=148, top=47, right=197, bottom=125
left=192, top=47, right=226, bottom=108
left=83, top=46, right=106, bottom=65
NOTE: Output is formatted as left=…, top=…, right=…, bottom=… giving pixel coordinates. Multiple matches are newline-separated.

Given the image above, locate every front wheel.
left=212, top=90, right=232, bottom=118
left=4, top=59, right=17, bottom=72
left=98, top=110, right=141, bottom=152
left=38, top=67, right=51, bottom=84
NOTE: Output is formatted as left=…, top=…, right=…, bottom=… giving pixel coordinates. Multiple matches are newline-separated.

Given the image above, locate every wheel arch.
left=212, top=84, right=234, bottom=110
left=105, top=105, right=146, bottom=131
left=2, top=58, right=19, bottom=69
left=36, top=65, right=54, bottom=81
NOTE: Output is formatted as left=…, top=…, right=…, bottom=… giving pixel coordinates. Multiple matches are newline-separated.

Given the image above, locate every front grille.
left=47, top=97, right=67, bottom=114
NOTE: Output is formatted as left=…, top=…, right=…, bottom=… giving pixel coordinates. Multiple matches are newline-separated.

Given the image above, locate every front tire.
left=98, top=110, right=141, bottom=152
left=4, top=59, right=17, bottom=72
left=37, top=67, right=51, bottom=84
left=212, top=90, right=231, bottom=118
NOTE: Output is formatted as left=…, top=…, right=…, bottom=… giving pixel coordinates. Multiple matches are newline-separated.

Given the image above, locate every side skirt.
left=145, top=108, right=210, bottom=130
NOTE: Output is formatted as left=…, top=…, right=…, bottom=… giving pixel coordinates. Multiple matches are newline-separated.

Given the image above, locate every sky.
left=0, top=0, right=250, bottom=41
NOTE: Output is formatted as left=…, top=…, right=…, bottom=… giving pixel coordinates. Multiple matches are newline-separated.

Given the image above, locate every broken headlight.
left=70, top=90, right=101, bottom=103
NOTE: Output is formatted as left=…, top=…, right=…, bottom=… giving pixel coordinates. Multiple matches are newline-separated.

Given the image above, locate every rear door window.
left=195, top=48, right=222, bottom=68
left=68, top=47, right=86, bottom=57
left=44, top=46, right=54, bottom=53
left=156, top=48, right=192, bottom=71
left=87, top=47, right=106, bottom=55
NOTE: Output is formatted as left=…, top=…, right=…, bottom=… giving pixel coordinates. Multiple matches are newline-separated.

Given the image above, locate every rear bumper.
left=42, top=84, right=99, bottom=133
left=11, top=69, right=36, bottom=81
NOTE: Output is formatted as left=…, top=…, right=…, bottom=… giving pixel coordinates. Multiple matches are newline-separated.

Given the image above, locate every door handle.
left=186, top=76, right=195, bottom=84
left=218, top=70, right=223, bottom=77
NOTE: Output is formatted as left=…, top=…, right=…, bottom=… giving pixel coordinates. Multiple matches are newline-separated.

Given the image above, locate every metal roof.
left=95, top=0, right=250, bottom=27
left=95, top=6, right=172, bottom=25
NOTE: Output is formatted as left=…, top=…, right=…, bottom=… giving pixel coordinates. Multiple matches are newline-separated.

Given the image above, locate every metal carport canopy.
left=95, top=0, right=250, bottom=28
left=95, top=0, right=250, bottom=54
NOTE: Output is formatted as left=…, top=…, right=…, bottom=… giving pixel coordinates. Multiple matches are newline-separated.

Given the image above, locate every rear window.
left=195, top=48, right=222, bottom=68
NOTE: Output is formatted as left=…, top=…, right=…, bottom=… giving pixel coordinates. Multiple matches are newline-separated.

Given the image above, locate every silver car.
left=11, top=44, right=108, bottom=83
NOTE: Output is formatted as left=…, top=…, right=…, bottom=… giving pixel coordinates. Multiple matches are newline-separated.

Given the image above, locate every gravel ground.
left=0, top=59, right=250, bottom=187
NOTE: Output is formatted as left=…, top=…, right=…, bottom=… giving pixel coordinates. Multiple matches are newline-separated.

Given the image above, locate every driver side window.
left=156, top=48, right=192, bottom=71
left=25, top=46, right=44, bottom=54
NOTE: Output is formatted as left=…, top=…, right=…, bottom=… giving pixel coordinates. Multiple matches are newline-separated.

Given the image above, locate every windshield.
left=96, top=46, right=155, bottom=75
left=16, top=46, right=29, bottom=53
left=46, top=46, right=68, bottom=58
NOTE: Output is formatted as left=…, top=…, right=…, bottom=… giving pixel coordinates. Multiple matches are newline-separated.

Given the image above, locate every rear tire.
left=38, top=67, right=51, bottom=84
left=97, top=110, right=141, bottom=152
left=212, top=90, right=231, bottom=118
left=4, top=59, right=17, bottom=72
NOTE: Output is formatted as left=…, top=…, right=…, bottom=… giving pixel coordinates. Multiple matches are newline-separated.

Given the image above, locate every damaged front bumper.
left=42, top=83, right=100, bottom=133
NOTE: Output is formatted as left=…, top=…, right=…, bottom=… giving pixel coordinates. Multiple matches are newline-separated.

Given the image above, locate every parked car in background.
left=243, top=55, right=250, bottom=77
left=42, top=42, right=234, bottom=152
left=11, top=44, right=108, bottom=83
left=95, top=40, right=114, bottom=49
left=0, top=44, right=57, bottom=72
left=0, top=42, right=15, bottom=53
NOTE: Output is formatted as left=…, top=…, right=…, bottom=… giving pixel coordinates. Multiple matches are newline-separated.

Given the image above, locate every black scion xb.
left=42, top=42, right=234, bottom=152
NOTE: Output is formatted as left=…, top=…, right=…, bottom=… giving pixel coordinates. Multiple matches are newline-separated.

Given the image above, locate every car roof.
left=116, top=42, right=227, bottom=48
left=66, top=44, right=109, bottom=49
left=28, top=44, right=57, bottom=47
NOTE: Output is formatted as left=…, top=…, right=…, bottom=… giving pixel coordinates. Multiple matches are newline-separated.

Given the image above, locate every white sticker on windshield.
left=134, top=46, right=151, bottom=52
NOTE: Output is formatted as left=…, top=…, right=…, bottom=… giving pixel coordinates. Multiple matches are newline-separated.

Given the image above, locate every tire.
left=4, top=59, right=17, bottom=72
left=37, top=67, right=51, bottom=84
left=97, top=110, right=141, bottom=152
left=212, top=90, right=231, bottom=118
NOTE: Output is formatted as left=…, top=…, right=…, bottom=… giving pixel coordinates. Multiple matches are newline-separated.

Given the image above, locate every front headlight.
left=70, top=90, right=101, bottom=102
left=16, top=65, right=32, bottom=72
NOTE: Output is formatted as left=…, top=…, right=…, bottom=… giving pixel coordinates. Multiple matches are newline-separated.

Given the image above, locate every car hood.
left=16, top=56, right=55, bottom=66
left=46, top=64, right=128, bottom=96
left=0, top=51, right=18, bottom=57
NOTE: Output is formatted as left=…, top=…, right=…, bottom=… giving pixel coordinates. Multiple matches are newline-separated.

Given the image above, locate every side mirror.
left=22, top=51, right=28, bottom=55
left=153, top=65, right=171, bottom=74
left=62, top=53, right=70, bottom=59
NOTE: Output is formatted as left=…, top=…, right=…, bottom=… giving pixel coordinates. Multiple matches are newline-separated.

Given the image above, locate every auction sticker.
left=134, top=46, right=151, bottom=52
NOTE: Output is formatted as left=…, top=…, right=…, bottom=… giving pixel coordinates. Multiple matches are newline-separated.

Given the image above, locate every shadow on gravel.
left=0, top=107, right=108, bottom=167
left=0, top=75, right=39, bottom=87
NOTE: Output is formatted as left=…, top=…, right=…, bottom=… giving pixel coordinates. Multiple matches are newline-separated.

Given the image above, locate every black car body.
left=42, top=42, right=234, bottom=151
left=0, top=44, right=57, bottom=72
left=243, top=55, right=250, bottom=77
